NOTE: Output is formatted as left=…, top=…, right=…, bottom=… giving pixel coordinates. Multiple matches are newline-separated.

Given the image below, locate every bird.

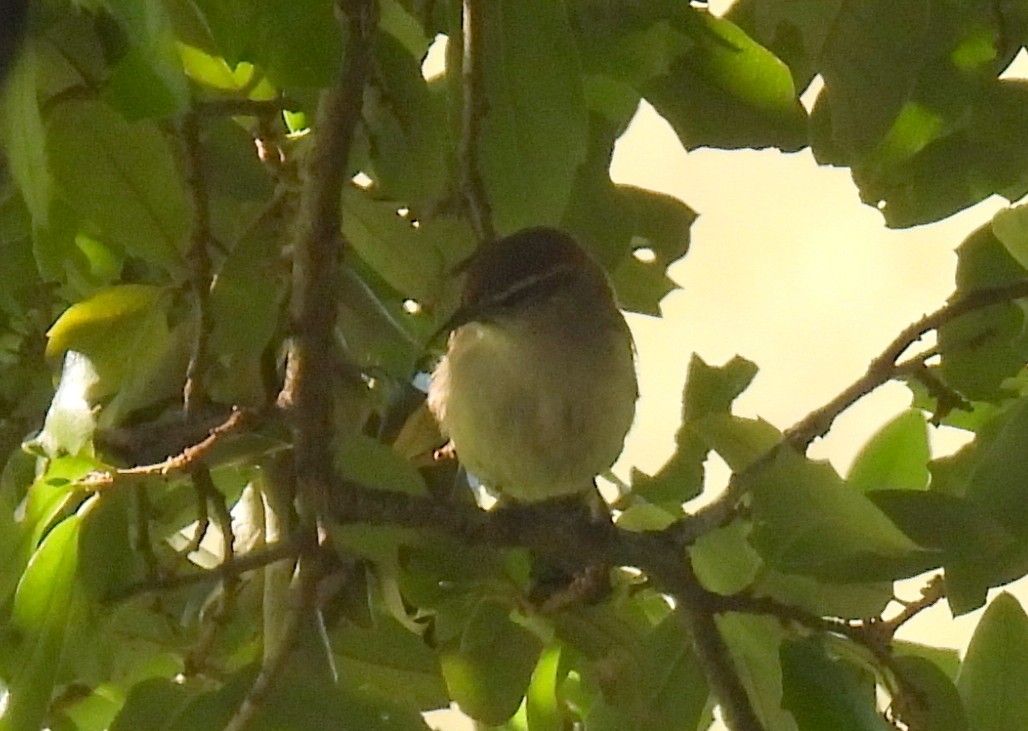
left=427, top=227, right=637, bottom=503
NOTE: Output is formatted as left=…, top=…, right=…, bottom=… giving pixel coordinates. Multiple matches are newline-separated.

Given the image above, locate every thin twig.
left=879, top=574, right=946, bottom=638
left=85, top=409, right=256, bottom=489
left=113, top=539, right=301, bottom=600
left=681, top=279, right=1028, bottom=542
left=181, top=110, right=215, bottom=415
left=458, top=0, right=495, bottom=242
left=179, top=486, right=211, bottom=557
left=222, top=554, right=322, bottom=731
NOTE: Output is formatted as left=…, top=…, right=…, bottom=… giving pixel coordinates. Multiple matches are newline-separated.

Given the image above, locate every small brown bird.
left=428, top=227, right=637, bottom=502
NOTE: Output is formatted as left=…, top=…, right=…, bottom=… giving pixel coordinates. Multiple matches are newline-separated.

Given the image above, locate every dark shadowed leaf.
left=47, top=100, right=189, bottom=274
left=890, top=655, right=968, bottom=731
left=478, top=0, right=589, bottom=233
left=781, top=638, right=893, bottom=731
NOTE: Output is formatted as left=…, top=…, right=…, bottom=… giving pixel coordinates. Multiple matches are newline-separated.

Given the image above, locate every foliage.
left=0, top=1, right=1025, bottom=730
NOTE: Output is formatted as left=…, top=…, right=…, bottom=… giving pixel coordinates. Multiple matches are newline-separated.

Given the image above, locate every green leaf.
left=78, top=491, right=141, bottom=600
left=751, top=570, right=892, bottom=621
left=46, top=284, right=172, bottom=403
left=47, top=100, right=188, bottom=274
left=749, top=446, right=931, bottom=580
left=607, top=185, right=696, bottom=316
left=478, top=0, right=589, bottom=233
left=890, top=655, right=968, bottom=731
left=895, top=641, right=961, bottom=681
left=332, top=618, right=449, bottom=711
left=630, top=355, right=757, bottom=505
left=634, top=615, right=708, bottom=731
left=955, top=221, right=1028, bottom=292
left=102, top=0, right=190, bottom=118
left=525, top=644, right=562, bottom=731
left=334, top=434, right=427, bottom=496
left=1, top=516, right=83, bottom=731
left=110, top=678, right=196, bottom=731
left=642, top=8, right=807, bottom=151
left=695, top=414, right=779, bottom=473
left=690, top=521, right=761, bottom=596
left=992, top=203, right=1028, bottom=270
left=585, top=613, right=708, bottom=731
left=560, top=111, right=695, bottom=315
left=816, top=0, right=932, bottom=155
left=857, top=82, right=1028, bottom=227
left=847, top=410, right=930, bottom=493
left=206, top=212, right=285, bottom=404
left=868, top=489, right=1021, bottom=609
left=957, top=592, right=1028, bottom=731
left=963, top=400, right=1028, bottom=534
left=718, top=614, right=795, bottom=731
left=363, top=34, right=449, bottom=207
left=781, top=638, right=893, bottom=731
left=157, top=661, right=432, bottom=731
left=1, top=45, right=51, bottom=229
left=439, top=601, right=543, bottom=725
left=725, top=0, right=841, bottom=89
left=341, top=186, right=446, bottom=303
left=938, top=303, right=1024, bottom=401
left=335, top=261, right=429, bottom=379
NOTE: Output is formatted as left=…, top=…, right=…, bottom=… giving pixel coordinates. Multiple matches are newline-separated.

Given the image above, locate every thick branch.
left=329, top=485, right=765, bottom=730
left=223, top=4, right=378, bottom=731
left=277, top=0, right=378, bottom=525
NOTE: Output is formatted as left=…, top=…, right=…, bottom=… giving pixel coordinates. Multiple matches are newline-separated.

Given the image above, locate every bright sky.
left=611, top=95, right=1026, bottom=656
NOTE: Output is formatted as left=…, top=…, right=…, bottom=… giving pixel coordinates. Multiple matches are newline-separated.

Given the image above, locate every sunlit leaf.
left=2, top=516, right=83, bottom=731
left=46, top=284, right=171, bottom=404
left=439, top=601, right=543, bottom=725
left=957, top=593, right=1028, bottom=731
left=748, top=443, right=931, bottom=580
left=847, top=409, right=930, bottom=493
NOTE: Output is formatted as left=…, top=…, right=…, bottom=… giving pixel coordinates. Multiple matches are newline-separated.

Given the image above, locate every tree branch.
left=276, top=0, right=377, bottom=526
left=84, top=408, right=257, bottom=488
left=329, top=485, right=766, bottom=729
left=112, top=539, right=301, bottom=600
left=181, top=110, right=215, bottom=415
left=222, top=2, right=378, bottom=730
left=457, top=0, right=495, bottom=242
left=681, top=279, right=1028, bottom=541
